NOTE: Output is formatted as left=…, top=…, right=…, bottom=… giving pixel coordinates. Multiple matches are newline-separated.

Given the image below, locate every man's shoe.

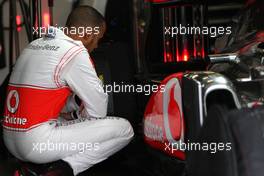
left=40, top=160, right=74, bottom=176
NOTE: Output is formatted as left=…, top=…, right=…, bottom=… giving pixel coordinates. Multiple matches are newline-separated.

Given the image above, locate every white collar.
left=44, top=26, right=84, bottom=46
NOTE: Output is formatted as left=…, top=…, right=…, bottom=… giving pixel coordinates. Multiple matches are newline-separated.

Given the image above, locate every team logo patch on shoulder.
left=27, top=44, right=60, bottom=51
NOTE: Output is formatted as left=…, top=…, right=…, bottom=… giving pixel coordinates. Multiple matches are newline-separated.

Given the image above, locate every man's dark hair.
left=66, top=6, right=105, bottom=28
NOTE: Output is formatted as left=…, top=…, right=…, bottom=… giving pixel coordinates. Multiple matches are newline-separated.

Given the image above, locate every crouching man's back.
left=2, top=6, right=134, bottom=176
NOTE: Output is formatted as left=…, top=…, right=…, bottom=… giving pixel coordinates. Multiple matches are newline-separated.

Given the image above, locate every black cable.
left=19, top=0, right=32, bottom=42
left=13, top=0, right=20, bottom=58
left=48, top=0, right=54, bottom=26
left=9, top=0, right=14, bottom=72
left=29, top=0, right=33, bottom=39
left=0, top=0, right=7, bottom=7
left=37, top=0, right=42, bottom=38
left=31, top=0, right=38, bottom=40
left=0, top=0, right=7, bottom=69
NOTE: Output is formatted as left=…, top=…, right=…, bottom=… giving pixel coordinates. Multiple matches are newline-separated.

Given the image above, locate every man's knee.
left=105, top=117, right=134, bottom=140
left=120, top=118, right=134, bottom=139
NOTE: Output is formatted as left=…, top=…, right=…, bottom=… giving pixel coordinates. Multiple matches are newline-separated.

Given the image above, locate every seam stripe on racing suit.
left=54, top=45, right=84, bottom=87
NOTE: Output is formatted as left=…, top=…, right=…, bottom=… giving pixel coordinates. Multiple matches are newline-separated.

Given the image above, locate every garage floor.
left=79, top=136, right=156, bottom=176
left=80, top=136, right=185, bottom=176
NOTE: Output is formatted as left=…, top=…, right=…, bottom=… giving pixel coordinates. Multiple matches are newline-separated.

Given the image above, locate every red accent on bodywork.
left=168, top=85, right=182, bottom=140
left=143, top=73, right=185, bottom=160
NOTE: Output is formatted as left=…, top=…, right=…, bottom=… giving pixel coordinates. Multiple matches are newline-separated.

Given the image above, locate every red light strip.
left=16, top=15, right=22, bottom=32
left=183, top=49, right=189, bottom=62
left=43, top=13, right=50, bottom=28
left=164, top=51, right=167, bottom=63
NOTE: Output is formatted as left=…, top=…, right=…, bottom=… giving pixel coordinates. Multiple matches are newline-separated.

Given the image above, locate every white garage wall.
left=79, top=0, right=108, bottom=16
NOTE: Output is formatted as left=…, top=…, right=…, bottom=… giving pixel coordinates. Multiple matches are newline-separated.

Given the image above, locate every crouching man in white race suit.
left=2, top=6, right=134, bottom=176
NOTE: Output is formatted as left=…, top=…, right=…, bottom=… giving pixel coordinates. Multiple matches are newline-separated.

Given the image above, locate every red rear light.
left=164, top=51, right=173, bottom=63
left=164, top=51, right=167, bottom=63
left=43, top=13, right=50, bottom=28
left=16, top=15, right=22, bottom=32
left=167, top=53, right=172, bottom=62
left=183, top=49, right=189, bottom=62
left=183, top=55, right=188, bottom=61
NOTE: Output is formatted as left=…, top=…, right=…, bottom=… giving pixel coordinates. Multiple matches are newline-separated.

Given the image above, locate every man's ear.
left=82, top=34, right=96, bottom=51
left=85, top=33, right=96, bottom=44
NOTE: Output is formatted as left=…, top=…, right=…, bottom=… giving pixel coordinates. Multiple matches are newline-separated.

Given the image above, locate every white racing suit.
left=2, top=27, right=134, bottom=175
